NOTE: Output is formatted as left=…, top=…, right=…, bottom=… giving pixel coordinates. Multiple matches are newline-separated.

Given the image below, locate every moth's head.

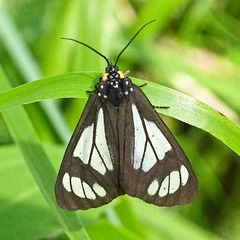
left=101, top=64, right=125, bottom=82
left=105, top=64, right=119, bottom=73
left=97, top=64, right=131, bottom=106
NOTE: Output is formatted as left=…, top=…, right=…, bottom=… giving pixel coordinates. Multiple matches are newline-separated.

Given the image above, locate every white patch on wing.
left=169, top=171, right=180, bottom=194
left=90, top=147, right=106, bottom=175
left=142, top=142, right=157, bottom=172
left=83, top=182, right=96, bottom=199
left=180, top=165, right=189, bottom=186
left=159, top=176, right=169, bottom=197
left=93, top=182, right=106, bottom=197
left=73, top=123, right=94, bottom=164
left=71, top=177, right=84, bottom=198
left=144, top=119, right=171, bottom=160
left=132, top=104, right=146, bottom=170
left=95, top=108, right=113, bottom=171
left=148, top=179, right=159, bottom=196
left=62, top=173, right=71, bottom=192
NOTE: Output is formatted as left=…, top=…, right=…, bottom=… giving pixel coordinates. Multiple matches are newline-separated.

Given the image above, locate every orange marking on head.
left=102, top=73, right=109, bottom=81
left=117, top=71, right=124, bottom=79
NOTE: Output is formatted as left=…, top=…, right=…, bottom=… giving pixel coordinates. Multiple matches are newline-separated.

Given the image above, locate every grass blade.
left=0, top=72, right=239, bottom=156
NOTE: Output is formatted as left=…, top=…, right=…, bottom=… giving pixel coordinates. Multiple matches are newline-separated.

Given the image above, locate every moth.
left=55, top=20, right=198, bottom=210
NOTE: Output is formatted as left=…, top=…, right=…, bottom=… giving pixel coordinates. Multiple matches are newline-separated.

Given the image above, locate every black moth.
left=55, top=20, right=198, bottom=210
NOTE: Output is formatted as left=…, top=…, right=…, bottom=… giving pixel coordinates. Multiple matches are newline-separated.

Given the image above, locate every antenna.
left=62, top=20, right=156, bottom=67
left=61, top=38, right=111, bottom=66
left=114, top=19, right=156, bottom=66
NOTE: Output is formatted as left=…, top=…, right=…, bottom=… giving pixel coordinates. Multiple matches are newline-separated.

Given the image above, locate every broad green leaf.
left=0, top=72, right=239, bottom=156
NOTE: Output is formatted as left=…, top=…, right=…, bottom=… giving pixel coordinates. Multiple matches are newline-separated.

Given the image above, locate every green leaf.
left=0, top=72, right=239, bottom=156
left=0, top=72, right=99, bottom=110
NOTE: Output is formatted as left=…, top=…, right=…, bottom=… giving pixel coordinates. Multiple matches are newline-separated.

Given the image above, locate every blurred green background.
left=0, top=0, right=240, bottom=239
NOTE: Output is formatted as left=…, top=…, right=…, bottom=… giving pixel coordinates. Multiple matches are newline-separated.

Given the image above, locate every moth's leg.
left=138, top=83, right=147, bottom=88
left=153, top=106, right=170, bottom=109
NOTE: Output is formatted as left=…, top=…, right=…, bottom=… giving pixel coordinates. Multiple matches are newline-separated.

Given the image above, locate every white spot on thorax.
left=71, top=177, right=84, bottom=198
left=93, top=183, right=106, bottom=197
left=148, top=179, right=159, bottom=195
left=169, top=171, right=180, bottom=194
left=159, top=176, right=169, bottom=197
left=62, top=173, right=71, bottom=192
left=180, top=165, right=189, bottom=186
left=95, top=108, right=113, bottom=171
left=73, top=124, right=94, bottom=163
left=144, top=119, right=171, bottom=160
left=132, top=104, right=146, bottom=170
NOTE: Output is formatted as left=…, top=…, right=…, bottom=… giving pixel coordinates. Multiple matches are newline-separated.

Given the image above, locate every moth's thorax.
left=95, top=64, right=133, bottom=107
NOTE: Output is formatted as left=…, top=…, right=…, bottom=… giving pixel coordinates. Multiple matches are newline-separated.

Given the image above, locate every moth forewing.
left=119, top=85, right=198, bottom=206
left=55, top=93, right=122, bottom=210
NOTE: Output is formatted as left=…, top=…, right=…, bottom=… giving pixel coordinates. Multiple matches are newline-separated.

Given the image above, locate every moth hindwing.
left=55, top=21, right=198, bottom=210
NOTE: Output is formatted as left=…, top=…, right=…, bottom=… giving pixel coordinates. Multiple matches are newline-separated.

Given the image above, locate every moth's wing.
left=55, top=92, right=122, bottom=210
left=118, top=85, right=198, bottom=206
